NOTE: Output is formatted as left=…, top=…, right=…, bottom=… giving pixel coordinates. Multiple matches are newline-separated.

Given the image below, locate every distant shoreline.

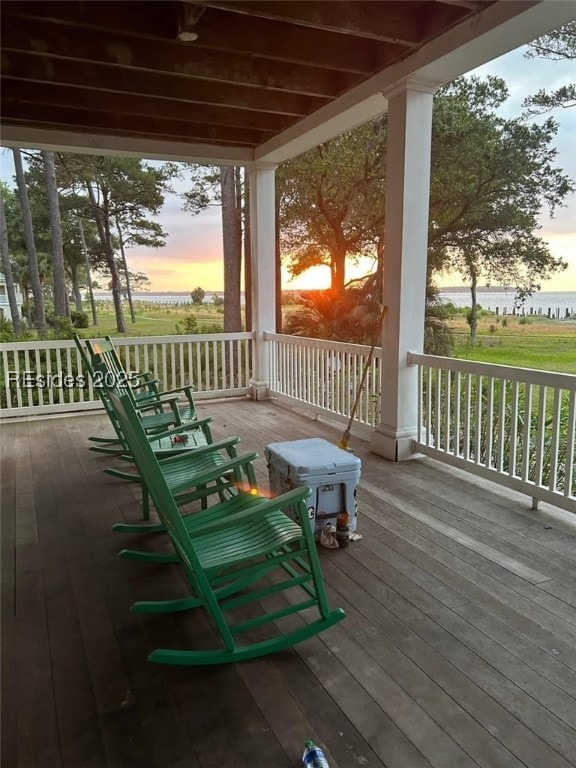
left=94, top=288, right=574, bottom=297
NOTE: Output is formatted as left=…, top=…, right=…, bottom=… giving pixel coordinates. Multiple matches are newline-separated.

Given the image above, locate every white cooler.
left=265, top=438, right=361, bottom=534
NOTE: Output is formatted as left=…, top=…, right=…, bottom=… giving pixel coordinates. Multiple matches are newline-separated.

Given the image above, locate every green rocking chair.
left=74, top=334, right=214, bottom=456
left=87, top=335, right=202, bottom=425
left=90, top=352, right=256, bottom=525
left=107, top=387, right=346, bottom=665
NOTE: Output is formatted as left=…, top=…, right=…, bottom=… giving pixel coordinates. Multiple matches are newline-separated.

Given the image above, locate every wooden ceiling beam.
left=1, top=14, right=360, bottom=97
left=2, top=80, right=293, bottom=133
left=2, top=1, right=410, bottom=74
left=0, top=124, right=256, bottom=158
left=198, top=1, right=428, bottom=45
left=1, top=119, right=251, bottom=149
left=0, top=103, right=264, bottom=146
left=433, top=0, right=489, bottom=10
left=1, top=51, right=327, bottom=117
left=2, top=1, right=182, bottom=38
left=188, top=8, right=410, bottom=74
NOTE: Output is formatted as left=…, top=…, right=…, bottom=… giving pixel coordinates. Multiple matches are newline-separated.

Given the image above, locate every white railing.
left=265, top=333, right=382, bottom=436
left=1, top=333, right=254, bottom=418
left=4, top=330, right=575, bottom=515
left=411, top=353, right=576, bottom=514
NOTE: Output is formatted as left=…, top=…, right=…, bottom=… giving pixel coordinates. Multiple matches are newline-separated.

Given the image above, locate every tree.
left=278, top=75, right=570, bottom=348
left=59, top=210, right=98, bottom=316
left=58, top=155, right=174, bottom=333
left=76, top=217, right=98, bottom=325
left=120, top=269, right=149, bottom=297
left=42, top=151, right=68, bottom=318
left=12, top=148, right=46, bottom=333
left=190, top=286, right=205, bottom=305
left=182, top=164, right=251, bottom=332
left=115, top=210, right=165, bottom=323
left=278, top=120, right=387, bottom=296
left=429, top=76, right=571, bottom=339
left=523, top=22, right=576, bottom=115
left=9, top=152, right=87, bottom=320
left=115, top=218, right=136, bottom=323
left=220, top=166, right=242, bottom=332
left=0, top=188, right=22, bottom=335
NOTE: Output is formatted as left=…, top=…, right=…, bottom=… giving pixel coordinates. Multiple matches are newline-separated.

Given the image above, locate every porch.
left=2, top=398, right=576, bottom=768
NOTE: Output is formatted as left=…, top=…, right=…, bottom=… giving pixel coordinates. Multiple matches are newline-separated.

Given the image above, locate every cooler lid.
left=265, top=438, right=361, bottom=474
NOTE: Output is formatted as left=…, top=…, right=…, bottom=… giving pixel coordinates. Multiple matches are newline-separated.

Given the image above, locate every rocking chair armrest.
left=187, top=486, right=312, bottom=537
left=157, top=435, right=241, bottom=464
left=157, top=384, right=195, bottom=397
left=128, top=371, right=154, bottom=382
left=132, top=378, right=160, bottom=392
left=146, top=416, right=214, bottom=443
left=137, top=395, right=180, bottom=412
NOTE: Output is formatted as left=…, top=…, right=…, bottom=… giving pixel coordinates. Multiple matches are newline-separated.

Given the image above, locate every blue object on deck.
left=265, top=437, right=361, bottom=534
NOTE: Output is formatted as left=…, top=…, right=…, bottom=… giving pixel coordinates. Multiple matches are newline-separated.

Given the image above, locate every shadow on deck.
left=2, top=399, right=576, bottom=768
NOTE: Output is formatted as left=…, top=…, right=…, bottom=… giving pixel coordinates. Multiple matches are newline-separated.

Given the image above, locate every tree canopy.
left=430, top=76, right=571, bottom=337
left=278, top=75, right=571, bottom=343
left=2, top=151, right=173, bottom=335
left=190, top=286, right=205, bottom=305
left=57, top=155, right=174, bottom=332
left=278, top=120, right=387, bottom=296
left=523, top=22, right=576, bottom=115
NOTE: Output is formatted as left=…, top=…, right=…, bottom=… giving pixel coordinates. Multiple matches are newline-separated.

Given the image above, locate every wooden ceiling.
left=1, top=1, right=495, bottom=151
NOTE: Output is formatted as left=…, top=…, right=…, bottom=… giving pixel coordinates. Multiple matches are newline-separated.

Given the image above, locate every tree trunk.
left=12, top=148, right=46, bottom=333
left=116, top=218, right=136, bottom=323
left=87, top=182, right=126, bottom=332
left=242, top=168, right=252, bottom=332
left=42, top=150, right=68, bottom=318
left=469, top=268, right=479, bottom=342
left=331, top=246, right=347, bottom=296
left=220, top=167, right=242, bottom=332
left=70, top=261, right=84, bottom=313
left=106, top=228, right=126, bottom=334
left=77, top=217, right=98, bottom=325
left=0, top=193, right=23, bottom=334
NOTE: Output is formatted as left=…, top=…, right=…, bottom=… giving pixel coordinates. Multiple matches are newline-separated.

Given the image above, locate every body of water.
left=94, top=289, right=576, bottom=312
left=93, top=292, right=227, bottom=305
left=439, top=290, right=576, bottom=314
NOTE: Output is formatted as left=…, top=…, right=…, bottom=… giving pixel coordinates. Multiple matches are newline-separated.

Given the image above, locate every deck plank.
left=2, top=401, right=576, bottom=767
left=360, top=485, right=576, bottom=630
left=1, top=422, right=17, bottom=768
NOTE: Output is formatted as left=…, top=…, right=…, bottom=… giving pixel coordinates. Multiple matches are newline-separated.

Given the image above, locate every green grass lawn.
left=80, top=301, right=226, bottom=338
left=450, top=314, right=576, bottom=374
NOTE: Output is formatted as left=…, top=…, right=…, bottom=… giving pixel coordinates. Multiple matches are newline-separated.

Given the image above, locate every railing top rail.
left=410, top=352, right=576, bottom=390
left=0, top=331, right=254, bottom=351
left=111, top=332, right=254, bottom=345
left=264, top=332, right=382, bottom=358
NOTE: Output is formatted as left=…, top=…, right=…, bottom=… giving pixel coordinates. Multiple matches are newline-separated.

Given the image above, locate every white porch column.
left=371, top=81, right=436, bottom=461
left=248, top=163, right=277, bottom=400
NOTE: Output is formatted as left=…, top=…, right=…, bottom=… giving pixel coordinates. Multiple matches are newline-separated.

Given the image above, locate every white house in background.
left=0, top=272, right=23, bottom=322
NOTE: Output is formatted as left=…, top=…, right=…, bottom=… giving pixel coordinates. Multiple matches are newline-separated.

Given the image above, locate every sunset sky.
left=2, top=40, right=575, bottom=293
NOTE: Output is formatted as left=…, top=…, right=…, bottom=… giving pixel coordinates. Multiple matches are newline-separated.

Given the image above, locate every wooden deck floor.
left=2, top=398, right=576, bottom=768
